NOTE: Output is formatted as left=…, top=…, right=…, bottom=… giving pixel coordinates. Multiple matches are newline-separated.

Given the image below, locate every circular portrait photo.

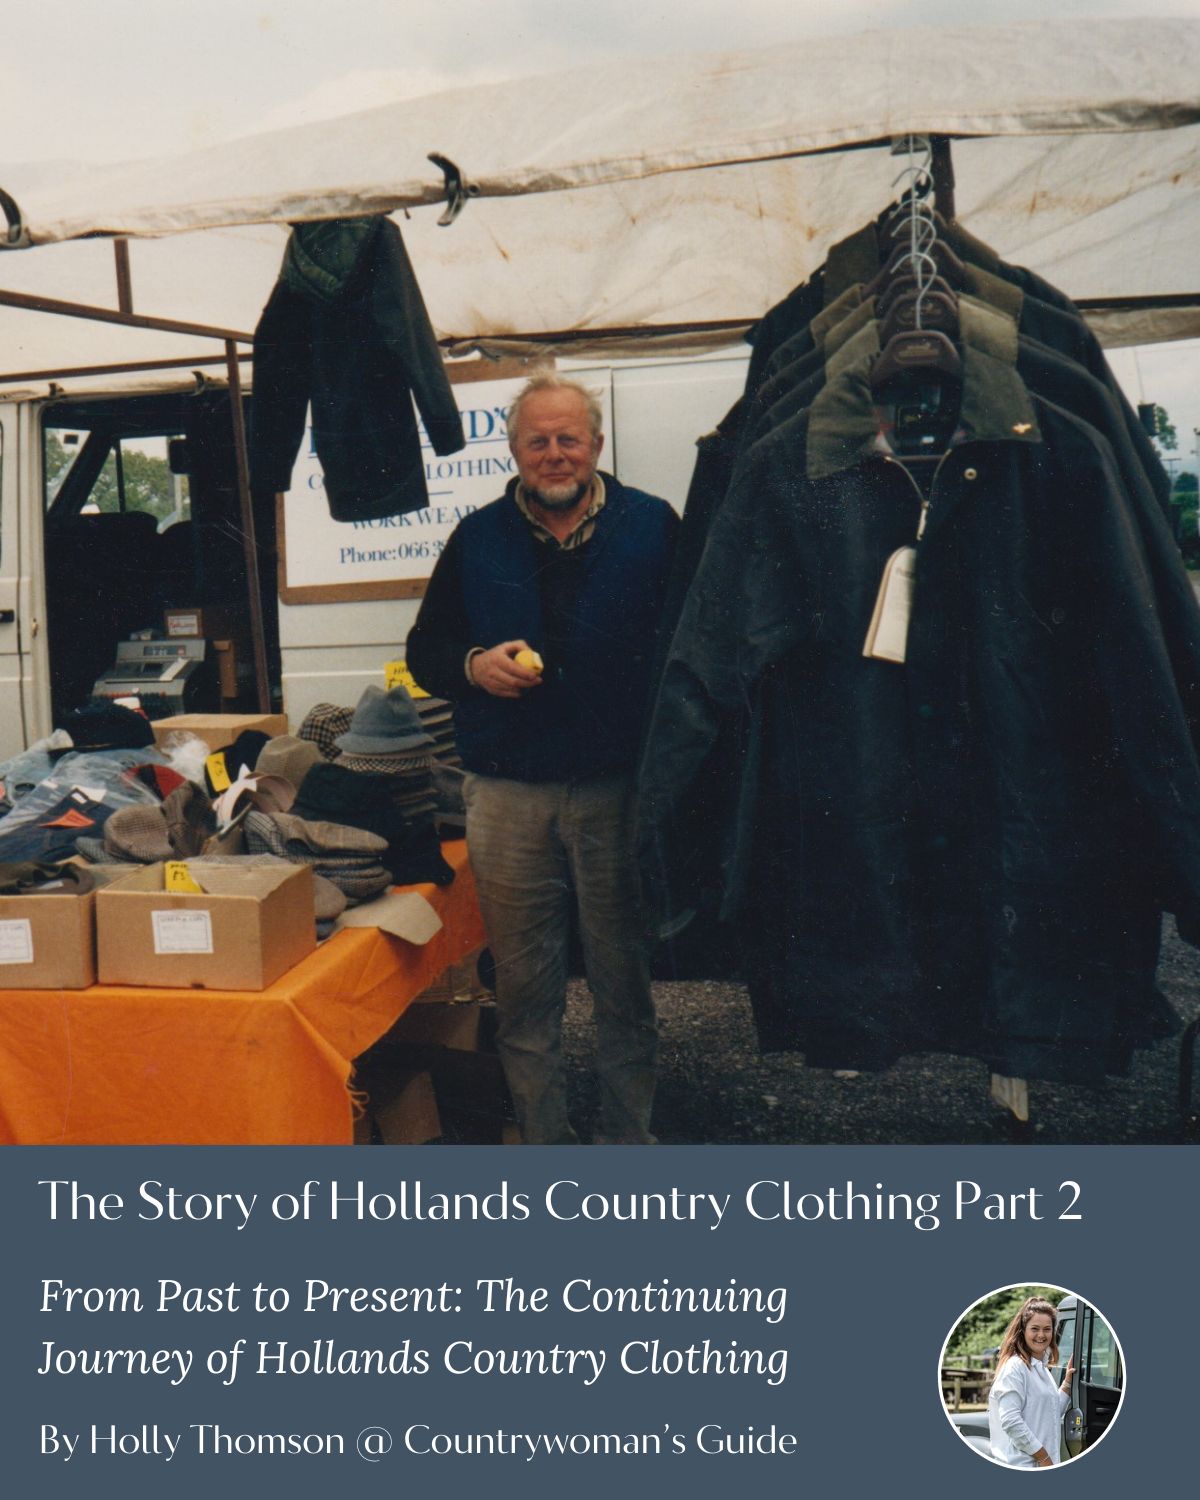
left=940, top=1284, right=1124, bottom=1469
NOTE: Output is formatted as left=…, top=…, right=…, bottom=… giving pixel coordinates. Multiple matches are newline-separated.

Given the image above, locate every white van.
left=0, top=352, right=747, bottom=759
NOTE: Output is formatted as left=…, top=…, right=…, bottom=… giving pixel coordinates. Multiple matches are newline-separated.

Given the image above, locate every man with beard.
left=406, top=374, right=678, bottom=1143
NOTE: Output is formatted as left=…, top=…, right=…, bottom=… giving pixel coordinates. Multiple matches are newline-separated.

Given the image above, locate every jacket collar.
left=282, top=217, right=382, bottom=304
left=807, top=318, right=1041, bottom=480
left=822, top=222, right=1025, bottom=323
left=826, top=292, right=1021, bottom=380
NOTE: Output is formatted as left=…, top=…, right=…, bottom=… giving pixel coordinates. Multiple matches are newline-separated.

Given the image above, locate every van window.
left=45, top=426, right=190, bottom=531
left=1084, top=1315, right=1121, bottom=1387
left=1054, top=1313, right=1075, bottom=1382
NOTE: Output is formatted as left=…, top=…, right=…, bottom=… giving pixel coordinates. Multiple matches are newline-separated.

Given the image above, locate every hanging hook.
left=427, top=153, right=479, bottom=227
left=888, top=136, right=935, bottom=329
left=0, top=185, right=26, bottom=247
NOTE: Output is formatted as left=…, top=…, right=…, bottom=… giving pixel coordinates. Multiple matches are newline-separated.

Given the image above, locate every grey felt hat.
left=334, top=685, right=433, bottom=756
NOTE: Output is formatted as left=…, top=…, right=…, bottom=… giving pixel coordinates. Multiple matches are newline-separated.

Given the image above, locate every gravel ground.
left=560, top=923, right=1200, bottom=1145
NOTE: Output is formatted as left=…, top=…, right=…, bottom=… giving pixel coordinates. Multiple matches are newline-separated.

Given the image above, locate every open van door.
left=1057, top=1296, right=1123, bottom=1458
left=0, top=399, right=42, bottom=760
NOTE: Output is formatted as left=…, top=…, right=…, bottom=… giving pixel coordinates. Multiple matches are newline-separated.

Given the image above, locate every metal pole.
left=0, top=351, right=251, bottom=384
left=224, top=339, right=272, bottom=714
left=930, top=136, right=956, bottom=222
left=113, top=239, right=133, bottom=314
left=0, top=285, right=251, bottom=343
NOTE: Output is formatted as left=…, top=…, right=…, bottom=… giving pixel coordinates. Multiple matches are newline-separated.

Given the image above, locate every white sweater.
left=988, top=1353, right=1070, bottom=1467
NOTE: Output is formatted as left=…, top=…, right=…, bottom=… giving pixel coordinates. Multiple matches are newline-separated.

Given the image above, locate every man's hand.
left=469, top=640, right=544, bottom=699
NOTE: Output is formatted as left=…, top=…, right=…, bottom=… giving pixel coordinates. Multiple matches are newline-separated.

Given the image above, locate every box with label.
left=150, top=712, right=288, bottom=754
left=96, top=863, right=315, bottom=990
left=163, top=605, right=240, bottom=641
left=0, top=891, right=96, bottom=989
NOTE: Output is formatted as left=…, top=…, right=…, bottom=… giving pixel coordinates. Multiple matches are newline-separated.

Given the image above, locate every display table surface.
left=0, top=840, right=483, bottom=1145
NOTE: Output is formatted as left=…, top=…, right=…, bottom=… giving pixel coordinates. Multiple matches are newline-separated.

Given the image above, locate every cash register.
left=92, top=637, right=217, bottom=717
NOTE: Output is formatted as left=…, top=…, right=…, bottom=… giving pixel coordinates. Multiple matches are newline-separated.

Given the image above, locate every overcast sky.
left=2, top=0, right=1197, bottom=466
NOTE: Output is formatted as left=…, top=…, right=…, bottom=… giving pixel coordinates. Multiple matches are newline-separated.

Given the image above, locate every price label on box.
left=152, top=910, right=214, bottom=955
left=0, top=918, right=34, bottom=964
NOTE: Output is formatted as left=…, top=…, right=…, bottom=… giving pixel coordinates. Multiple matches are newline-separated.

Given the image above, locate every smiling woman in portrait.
left=987, top=1296, right=1075, bottom=1468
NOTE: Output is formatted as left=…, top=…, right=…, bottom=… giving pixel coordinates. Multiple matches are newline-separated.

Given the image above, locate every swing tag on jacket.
left=863, top=546, right=917, bottom=663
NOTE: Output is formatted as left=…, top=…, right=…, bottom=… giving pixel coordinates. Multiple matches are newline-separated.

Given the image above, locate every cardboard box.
left=0, top=890, right=96, bottom=989
left=386, top=998, right=498, bottom=1052
left=163, top=605, right=240, bottom=641
left=97, top=863, right=315, bottom=990
left=374, top=1070, right=442, bottom=1145
left=352, top=1066, right=442, bottom=1145
left=150, top=712, right=287, bottom=753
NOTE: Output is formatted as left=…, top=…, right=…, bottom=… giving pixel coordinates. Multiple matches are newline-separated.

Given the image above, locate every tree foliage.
left=1170, top=470, right=1199, bottom=561
left=44, top=431, right=186, bottom=526
left=945, top=1285, right=1064, bottom=1365
left=1153, top=404, right=1178, bottom=453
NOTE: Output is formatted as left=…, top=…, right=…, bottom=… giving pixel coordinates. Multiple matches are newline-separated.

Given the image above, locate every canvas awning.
left=1, top=15, right=1197, bottom=382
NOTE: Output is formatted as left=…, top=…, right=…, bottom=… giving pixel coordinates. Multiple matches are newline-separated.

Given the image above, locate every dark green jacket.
left=250, top=217, right=464, bottom=521
left=640, top=343, right=1193, bottom=1083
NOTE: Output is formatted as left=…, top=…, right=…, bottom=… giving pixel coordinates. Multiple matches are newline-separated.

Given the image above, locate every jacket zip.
left=880, top=448, right=957, bottom=541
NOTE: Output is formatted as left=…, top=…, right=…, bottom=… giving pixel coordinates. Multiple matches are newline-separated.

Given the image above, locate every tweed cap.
left=256, top=734, right=322, bottom=790
left=334, top=685, right=433, bottom=755
left=161, top=781, right=217, bottom=858
left=242, top=811, right=390, bottom=904
left=103, top=804, right=174, bottom=864
left=74, top=836, right=115, bottom=864
left=213, top=772, right=296, bottom=832
left=269, top=811, right=387, bottom=857
left=297, top=703, right=354, bottom=760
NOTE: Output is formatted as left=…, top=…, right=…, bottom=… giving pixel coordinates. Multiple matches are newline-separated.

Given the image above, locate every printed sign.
left=384, top=660, right=430, bottom=698
left=280, top=374, right=614, bottom=601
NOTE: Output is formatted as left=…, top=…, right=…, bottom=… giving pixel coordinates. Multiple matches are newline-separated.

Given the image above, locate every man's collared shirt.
left=514, top=473, right=606, bottom=550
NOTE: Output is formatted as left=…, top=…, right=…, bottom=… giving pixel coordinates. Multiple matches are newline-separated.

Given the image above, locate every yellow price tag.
left=384, top=659, right=429, bottom=699
left=205, top=752, right=232, bottom=792
left=164, top=861, right=204, bottom=894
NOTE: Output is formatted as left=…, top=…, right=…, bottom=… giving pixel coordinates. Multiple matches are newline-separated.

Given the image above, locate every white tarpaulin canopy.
left=1, top=16, right=1198, bottom=383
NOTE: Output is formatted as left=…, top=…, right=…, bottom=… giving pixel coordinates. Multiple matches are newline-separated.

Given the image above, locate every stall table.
left=0, top=840, right=484, bottom=1144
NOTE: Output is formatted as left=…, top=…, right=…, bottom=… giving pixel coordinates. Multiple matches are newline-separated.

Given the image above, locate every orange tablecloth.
left=0, top=841, right=484, bottom=1145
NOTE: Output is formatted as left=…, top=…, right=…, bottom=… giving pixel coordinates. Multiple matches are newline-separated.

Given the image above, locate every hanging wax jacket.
left=249, top=216, right=465, bottom=522
left=639, top=341, right=1198, bottom=1084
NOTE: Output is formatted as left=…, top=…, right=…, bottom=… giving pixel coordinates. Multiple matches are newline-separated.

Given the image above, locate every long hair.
left=996, top=1295, right=1060, bottom=1369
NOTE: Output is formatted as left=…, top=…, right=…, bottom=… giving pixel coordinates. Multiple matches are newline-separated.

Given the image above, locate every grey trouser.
left=463, top=773, right=657, bottom=1144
